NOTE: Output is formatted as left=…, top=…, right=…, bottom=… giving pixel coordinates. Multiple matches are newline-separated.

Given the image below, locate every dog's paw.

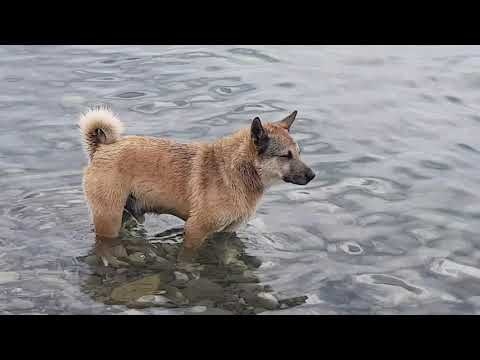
left=176, top=247, right=204, bottom=273
left=177, top=246, right=196, bottom=262
left=94, top=239, right=128, bottom=268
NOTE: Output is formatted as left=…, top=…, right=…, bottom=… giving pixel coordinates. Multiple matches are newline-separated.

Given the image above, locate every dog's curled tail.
left=79, top=107, right=124, bottom=160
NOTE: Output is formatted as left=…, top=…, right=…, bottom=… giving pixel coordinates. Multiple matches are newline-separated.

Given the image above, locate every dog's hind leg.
left=93, top=208, right=124, bottom=240
left=84, top=173, right=128, bottom=240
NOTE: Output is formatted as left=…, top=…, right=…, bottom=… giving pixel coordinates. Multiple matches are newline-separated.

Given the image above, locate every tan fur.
left=79, top=108, right=314, bottom=261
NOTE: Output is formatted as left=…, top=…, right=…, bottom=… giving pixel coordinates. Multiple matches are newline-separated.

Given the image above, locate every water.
left=1, top=45, right=480, bottom=314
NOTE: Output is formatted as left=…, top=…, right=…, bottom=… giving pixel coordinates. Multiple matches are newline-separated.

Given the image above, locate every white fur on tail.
left=79, top=106, right=124, bottom=160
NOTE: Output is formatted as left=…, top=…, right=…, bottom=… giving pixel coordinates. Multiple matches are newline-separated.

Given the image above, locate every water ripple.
left=106, top=91, right=158, bottom=100
left=131, top=100, right=191, bottom=114
left=356, top=274, right=424, bottom=295
left=429, top=258, right=480, bottom=280
left=228, top=48, right=280, bottom=63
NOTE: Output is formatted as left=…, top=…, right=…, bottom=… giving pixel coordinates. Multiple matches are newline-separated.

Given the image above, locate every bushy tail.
left=79, top=106, right=124, bottom=160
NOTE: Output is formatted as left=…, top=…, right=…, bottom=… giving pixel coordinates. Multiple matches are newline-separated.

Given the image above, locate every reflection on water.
left=2, top=45, right=480, bottom=314
left=80, top=216, right=306, bottom=314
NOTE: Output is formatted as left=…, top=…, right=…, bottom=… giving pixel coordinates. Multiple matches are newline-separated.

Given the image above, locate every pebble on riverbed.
left=170, top=271, right=190, bottom=287
left=227, top=270, right=259, bottom=284
left=126, top=252, right=146, bottom=266
left=254, top=292, right=279, bottom=310
left=146, top=256, right=174, bottom=271
left=278, top=296, right=308, bottom=308
left=183, top=278, right=224, bottom=302
left=192, top=308, right=234, bottom=315
left=129, top=295, right=175, bottom=309
left=84, top=255, right=100, bottom=266
left=110, top=274, right=166, bottom=304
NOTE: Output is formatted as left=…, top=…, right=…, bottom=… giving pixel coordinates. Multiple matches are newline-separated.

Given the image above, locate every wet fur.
left=79, top=108, right=314, bottom=259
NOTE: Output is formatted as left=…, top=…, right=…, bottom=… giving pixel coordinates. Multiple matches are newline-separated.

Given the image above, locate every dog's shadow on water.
left=78, top=213, right=307, bottom=314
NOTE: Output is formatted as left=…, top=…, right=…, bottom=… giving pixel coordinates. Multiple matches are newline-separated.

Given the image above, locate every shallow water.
left=2, top=45, right=480, bottom=314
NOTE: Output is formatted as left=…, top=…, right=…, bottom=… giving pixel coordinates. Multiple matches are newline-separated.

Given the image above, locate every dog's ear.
left=251, top=117, right=269, bottom=154
left=276, top=110, right=297, bottom=131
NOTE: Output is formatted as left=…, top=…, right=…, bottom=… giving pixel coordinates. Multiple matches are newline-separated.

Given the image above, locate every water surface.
left=1, top=45, right=480, bottom=314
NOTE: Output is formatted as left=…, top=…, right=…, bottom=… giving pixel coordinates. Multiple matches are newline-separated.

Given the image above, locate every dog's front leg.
left=177, top=218, right=215, bottom=263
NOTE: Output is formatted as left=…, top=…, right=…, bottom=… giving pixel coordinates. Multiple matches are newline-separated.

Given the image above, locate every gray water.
left=1, top=45, right=480, bottom=315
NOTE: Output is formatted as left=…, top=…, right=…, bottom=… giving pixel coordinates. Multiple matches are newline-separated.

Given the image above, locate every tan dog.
left=79, top=107, right=315, bottom=261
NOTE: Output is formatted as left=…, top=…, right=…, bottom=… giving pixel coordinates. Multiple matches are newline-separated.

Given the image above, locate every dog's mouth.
left=282, top=173, right=315, bottom=186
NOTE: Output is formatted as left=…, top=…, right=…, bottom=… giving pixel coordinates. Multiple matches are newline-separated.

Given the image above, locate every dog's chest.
left=222, top=214, right=252, bottom=233
left=220, top=194, right=262, bottom=232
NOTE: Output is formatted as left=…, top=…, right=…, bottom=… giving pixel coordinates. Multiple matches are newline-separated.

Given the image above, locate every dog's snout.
left=306, top=168, right=315, bottom=182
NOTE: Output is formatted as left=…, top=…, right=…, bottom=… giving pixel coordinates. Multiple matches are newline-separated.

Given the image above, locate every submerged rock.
left=183, top=278, right=224, bottom=302
left=221, top=247, right=241, bottom=265
left=222, top=300, right=250, bottom=314
left=110, top=274, right=165, bottom=304
left=254, top=307, right=268, bottom=314
left=85, top=275, right=102, bottom=286
left=227, top=270, right=258, bottom=283
left=147, top=256, right=174, bottom=271
left=263, top=284, right=274, bottom=292
left=229, top=262, right=249, bottom=273
left=104, top=257, right=129, bottom=268
left=196, top=299, right=214, bottom=307
left=238, top=297, right=247, bottom=306
left=162, top=244, right=179, bottom=258
left=186, top=306, right=207, bottom=314
left=170, top=271, right=189, bottom=288
left=174, top=271, right=189, bottom=282
left=122, top=309, right=146, bottom=315
left=243, top=255, right=262, bottom=268
left=163, top=285, right=189, bottom=306
left=136, top=295, right=159, bottom=303
left=126, top=244, right=147, bottom=253
left=230, top=283, right=264, bottom=305
left=255, top=292, right=279, bottom=310
left=236, top=283, right=264, bottom=293
left=84, top=255, right=100, bottom=266
left=176, top=261, right=204, bottom=272
left=278, top=296, right=308, bottom=308
left=194, top=308, right=234, bottom=315
left=129, top=294, right=175, bottom=308
left=126, top=252, right=146, bottom=266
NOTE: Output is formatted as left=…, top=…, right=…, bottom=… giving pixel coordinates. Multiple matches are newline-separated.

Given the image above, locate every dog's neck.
left=212, top=129, right=264, bottom=198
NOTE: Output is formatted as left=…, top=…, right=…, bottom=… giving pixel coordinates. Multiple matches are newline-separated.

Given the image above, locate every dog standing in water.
left=79, top=107, right=315, bottom=262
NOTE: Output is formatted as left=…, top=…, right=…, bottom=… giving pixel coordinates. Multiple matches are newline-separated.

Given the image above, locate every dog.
left=79, top=107, right=315, bottom=261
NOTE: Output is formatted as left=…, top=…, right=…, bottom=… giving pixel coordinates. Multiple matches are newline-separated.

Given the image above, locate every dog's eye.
left=280, top=151, right=292, bottom=159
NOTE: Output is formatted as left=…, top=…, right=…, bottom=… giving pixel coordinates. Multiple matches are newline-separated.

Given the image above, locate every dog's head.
left=250, top=111, right=315, bottom=187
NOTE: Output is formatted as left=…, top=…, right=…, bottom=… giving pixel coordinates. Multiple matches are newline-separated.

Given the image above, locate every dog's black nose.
left=306, top=169, right=316, bottom=182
